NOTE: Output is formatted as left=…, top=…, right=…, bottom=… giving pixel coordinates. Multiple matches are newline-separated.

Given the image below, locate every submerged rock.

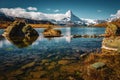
left=43, top=27, right=61, bottom=37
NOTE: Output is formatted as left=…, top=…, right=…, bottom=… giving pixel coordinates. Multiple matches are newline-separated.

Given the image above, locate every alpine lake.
left=0, top=27, right=105, bottom=80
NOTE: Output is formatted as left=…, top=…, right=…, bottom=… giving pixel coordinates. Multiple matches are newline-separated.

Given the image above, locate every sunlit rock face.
left=2, top=21, right=39, bottom=37
left=105, top=23, right=120, bottom=37
left=102, top=37, right=120, bottom=51
left=102, top=23, right=120, bottom=52
left=43, top=27, right=61, bottom=37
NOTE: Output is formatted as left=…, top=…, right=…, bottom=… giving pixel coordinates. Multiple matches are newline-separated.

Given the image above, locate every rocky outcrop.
left=2, top=21, right=39, bottom=48
left=2, top=21, right=39, bottom=37
left=43, top=28, right=61, bottom=37
left=105, top=23, right=120, bottom=37
left=102, top=37, right=120, bottom=51
left=102, top=23, right=120, bottom=52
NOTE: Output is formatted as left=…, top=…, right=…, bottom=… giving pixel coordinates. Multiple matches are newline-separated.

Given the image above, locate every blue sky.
left=0, top=0, right=120, bottom=19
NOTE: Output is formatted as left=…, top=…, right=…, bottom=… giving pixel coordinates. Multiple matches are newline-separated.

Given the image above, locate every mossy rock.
left=105, top=23, right=120, bottom=36
left=90, top=62, right=106, bottom=69
left=43, top=28, right=61, bottom=37
left=3, top=21, right=39, bottom=48
left=3, top=21, right=39, bottom=37
left=102, top=37, right=120, bottom=51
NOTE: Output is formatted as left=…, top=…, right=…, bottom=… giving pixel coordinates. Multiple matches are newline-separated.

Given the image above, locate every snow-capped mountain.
left=0, top=12, right=14, bottom=21
left=62, top=10, right=81, bottom=22
left=81, top=18, right=97, bottom=25
left=50, top=10, right=84, bottom=25
left=81, top=18, right=107, bottom=26
left=107, top=10, right=120, bottom=22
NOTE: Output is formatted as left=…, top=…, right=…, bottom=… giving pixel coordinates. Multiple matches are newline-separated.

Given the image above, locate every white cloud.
left=0, top=7, right=67, bottom=21
left=27, top=7, right=37, bottom=11
left=54, top=9, right=60, bottom=12
left=111, top=10, right=120, bottom=17
left=97, top=10, right=102, bottom=13
left=0, top=7, right=44, bottom=20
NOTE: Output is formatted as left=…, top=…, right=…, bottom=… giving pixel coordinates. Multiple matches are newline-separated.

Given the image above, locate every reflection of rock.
left=102, top=23, right=120, bottom=52
left=0, top=35, right=4, bottom=40
left=4, top=35, right=38, bottom=48
left=43, top=28, right=61, bottom=37
left=2, top=21, right=39, bottom=48
left=2, top=21, right=39, bottom=37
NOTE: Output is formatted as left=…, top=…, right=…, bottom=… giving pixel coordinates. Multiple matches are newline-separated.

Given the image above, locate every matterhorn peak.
left=65, top=10, right=73, bottom=17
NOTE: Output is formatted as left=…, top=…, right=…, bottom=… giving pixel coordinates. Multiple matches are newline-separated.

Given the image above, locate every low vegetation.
left=29, top=24, right=61, bottom=28
left=0, top=20, right=61, bottom=29
left=0, top=21, right=12, bottom=29
left=94, top=19, right=120, bottom=28
left=0, top=50, right=120, bottom=80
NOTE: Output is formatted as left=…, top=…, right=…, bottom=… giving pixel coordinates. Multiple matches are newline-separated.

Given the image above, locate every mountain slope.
left=0, top=12, right=14, bottom=21
left=63, top=10, right=81, bottom=22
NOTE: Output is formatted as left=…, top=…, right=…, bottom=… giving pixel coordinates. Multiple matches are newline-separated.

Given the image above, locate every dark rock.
left=73, top=34, right=99, bottom=38
left=3, top=21, right=39, bottom=37
left=2, top=21, right=39, bottom=48
left=73, top=35, right=82, bottom=38
left=4, top=36, right=38, bottom=48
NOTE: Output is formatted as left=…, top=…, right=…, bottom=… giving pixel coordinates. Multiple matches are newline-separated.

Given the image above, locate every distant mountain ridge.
left=0, top=12, right=54, bottom=25
left=0, top=10, right=106, bottom=26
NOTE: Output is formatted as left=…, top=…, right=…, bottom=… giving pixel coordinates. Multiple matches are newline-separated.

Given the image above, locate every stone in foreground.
left=90, top=62, right=106, bottom=69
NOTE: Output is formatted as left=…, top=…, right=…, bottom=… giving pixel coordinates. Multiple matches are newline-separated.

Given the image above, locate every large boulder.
left=2, top=21, right=39, bottom=48
left=43, top=28, right=61, bottom=37
left=102, top=23, right=120, bottom=52
left=3, top=21, right=39, bottom=37
left=102, top=37, right=120, bottom=52
left=105, top=23, right=120, bottom=37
